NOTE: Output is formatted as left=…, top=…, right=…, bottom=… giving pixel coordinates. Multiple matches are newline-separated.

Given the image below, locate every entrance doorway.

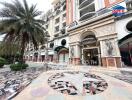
left=81, top=32, right=100, bottom=66
left=59, top=52, right=69, bottom=63
left=83, top=48, right=99, bottom=65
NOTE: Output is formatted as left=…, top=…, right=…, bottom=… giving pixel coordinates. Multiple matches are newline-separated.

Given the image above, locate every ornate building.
left=67, top=0, right=132, bottom=67
left=25, top=0, right=132, bottom=67
left=25, top=0, right=69, bottom=64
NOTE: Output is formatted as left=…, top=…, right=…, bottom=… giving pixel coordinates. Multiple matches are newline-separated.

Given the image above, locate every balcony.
left=54, top=33, right=59, bottom=37
left=80, top=12, right=96, bottom=21
left=62, top=4, right=66, bottom=11
left=62, top=13, right=66, bottom=21
left=79, top=0, right=94, bottom=9
left=55, top=18, right=60, bottom=24
left=79, top=2, right=95, bottom=21
left=56, top=9, right=61, bottom=15
left=79, top=0, right=85, bottom=5
left=80, top=3, right=95, bottom=17
left=54, top=25, right=60, bottom=33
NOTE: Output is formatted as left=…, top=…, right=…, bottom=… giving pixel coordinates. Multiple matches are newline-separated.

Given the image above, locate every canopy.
left=54, top=46, right=68, bottom=53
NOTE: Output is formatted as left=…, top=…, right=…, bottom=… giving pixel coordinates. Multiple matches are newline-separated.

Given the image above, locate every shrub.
left=10, top=63, right=22, bottom=71
left=10, top=63, right=29, bottom=71
left=21, top=63, right=28, bottom=69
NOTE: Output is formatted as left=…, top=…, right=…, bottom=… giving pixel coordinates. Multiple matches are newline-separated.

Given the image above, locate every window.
left=55, top=26, right=59, bottom=32
left=62, top=22, right=66, bottom=28
left=79, top=0, right=95, bottom=21
left=62, top=13, right=66, bottom=20
left=46, top=24, right=48, bottom=29
left=55, top=18, right=60, bottom=24
left=63, top=4, right=66, bottom=11
left=56, top=9, right=60, bottom=15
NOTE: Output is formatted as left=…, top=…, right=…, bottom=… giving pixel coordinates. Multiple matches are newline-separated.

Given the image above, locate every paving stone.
left=0, top=67, right=47, bottom=99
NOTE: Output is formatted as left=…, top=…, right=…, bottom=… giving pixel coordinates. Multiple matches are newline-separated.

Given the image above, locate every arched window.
left=126, top=20, right=132, bottom=32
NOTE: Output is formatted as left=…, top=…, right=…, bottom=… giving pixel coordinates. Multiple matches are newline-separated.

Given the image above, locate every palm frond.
left=0, top=0, right=47, bottom=58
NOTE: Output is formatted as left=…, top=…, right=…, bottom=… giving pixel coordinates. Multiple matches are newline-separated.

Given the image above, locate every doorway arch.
left=80, top=31, right=101, bottom=66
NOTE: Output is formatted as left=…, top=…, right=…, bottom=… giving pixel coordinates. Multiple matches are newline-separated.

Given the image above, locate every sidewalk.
left=14, top=69, right=132, bottom=100
left=0, top=65, right=10, bottom=73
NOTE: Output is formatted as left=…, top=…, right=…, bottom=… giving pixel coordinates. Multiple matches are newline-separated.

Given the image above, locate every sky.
left=0, top=0, right=53, bottom=41
left=0, top=0, right=53, bottom=13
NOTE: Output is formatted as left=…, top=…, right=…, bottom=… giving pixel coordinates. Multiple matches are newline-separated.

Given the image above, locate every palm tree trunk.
left=20, top=45, right=25, bottom=63
left=20, top=37, right=26, bottom=63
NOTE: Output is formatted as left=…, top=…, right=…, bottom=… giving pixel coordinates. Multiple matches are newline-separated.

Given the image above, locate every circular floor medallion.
left=48, top=71, right=108, bottom=96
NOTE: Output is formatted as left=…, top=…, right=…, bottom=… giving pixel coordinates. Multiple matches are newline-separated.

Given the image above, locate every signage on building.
left=112, top=2, right=127, bottom=16
left=95, top=0, right=125, bottom=11
left=104, top=0, right=124, bottom=8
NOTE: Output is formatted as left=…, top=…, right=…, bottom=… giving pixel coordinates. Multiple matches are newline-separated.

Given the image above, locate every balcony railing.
left=80, top=12, right=96, bottom=21
left=80, top=3, right=95, bottom=17
left=79, top=0, right=94, bottom=9
left=79, top=0, right=86, bottom=5
left=79, top=0, right=95, bottom=21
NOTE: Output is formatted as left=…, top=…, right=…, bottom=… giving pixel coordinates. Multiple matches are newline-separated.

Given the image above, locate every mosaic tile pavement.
left=48, top=71, right=108, bottom=95
left=14, top=70, right=132, bottom=100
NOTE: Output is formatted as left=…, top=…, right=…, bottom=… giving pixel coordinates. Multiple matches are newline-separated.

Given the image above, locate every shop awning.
left=54, top=46, right=69, bottom=53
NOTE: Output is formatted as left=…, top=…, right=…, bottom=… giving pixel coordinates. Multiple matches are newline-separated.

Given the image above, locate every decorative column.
left=53, top=51, right=58, bottom=63
left=38, top=51, right=42, bottom=62
left=69, top=43, right=81, bottom=65
left=38, top=55, right=42, bottom=62
left=100, top=38, right=122, bottom=68
left=81, top=48, right=84, bottom=65
left=74, top=44, right=81, bottom=65
left=69, top=46, right=74, bottom=64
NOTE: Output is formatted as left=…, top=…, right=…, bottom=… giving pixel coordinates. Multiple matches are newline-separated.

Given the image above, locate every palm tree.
left=0, top=0, right=47, bottom=62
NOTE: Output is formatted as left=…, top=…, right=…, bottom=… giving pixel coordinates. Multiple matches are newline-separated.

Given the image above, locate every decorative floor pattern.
left=0, top=67, right=46, bottom=100
left=103, top=71, right=132, bottom=84
left=48, top=71, right=108, bottom=96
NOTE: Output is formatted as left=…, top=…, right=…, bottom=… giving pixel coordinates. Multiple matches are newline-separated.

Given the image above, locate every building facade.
left=117, top=0, right=132, bottom=66
left=67, top=0, right=132, bottom=67
left=25, top=0, right=132, bottom=67
left=25, top=0, right=69, bottom=64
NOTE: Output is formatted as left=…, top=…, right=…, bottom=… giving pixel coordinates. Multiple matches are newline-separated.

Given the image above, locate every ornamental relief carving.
left=101, top=39, right=118, bottom=57
left=95, top=24, right=115, bottom=37
left=69, top=34, right=80, bottom=43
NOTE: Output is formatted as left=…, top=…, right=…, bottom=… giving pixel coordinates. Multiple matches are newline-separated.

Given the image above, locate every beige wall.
left=68, top=13, right=121, bottom=67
